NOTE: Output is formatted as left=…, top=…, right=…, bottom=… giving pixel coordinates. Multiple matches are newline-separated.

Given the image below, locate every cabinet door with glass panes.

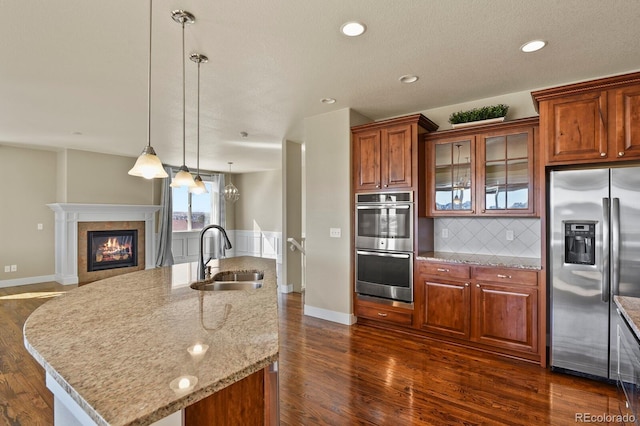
left=429, top=137, right=476, bottom=215
left=476, top=126, right=535, bottom=215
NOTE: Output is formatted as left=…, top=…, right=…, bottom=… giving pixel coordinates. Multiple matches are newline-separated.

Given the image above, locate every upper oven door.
left=355, top=202, right=413, bottom=252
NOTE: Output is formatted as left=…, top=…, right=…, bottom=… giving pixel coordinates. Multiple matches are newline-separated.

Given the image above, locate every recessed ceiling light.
left=321, top=98, right=336, bottom=104
left=520, top=40, right=546, bottom=53
left=340, top=21, right=366, bottom=37
left=399, top=75, right=419, bottom=84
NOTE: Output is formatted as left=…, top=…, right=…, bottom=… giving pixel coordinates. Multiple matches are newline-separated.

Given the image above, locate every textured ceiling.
left=1, top=0, right=639, bottom=172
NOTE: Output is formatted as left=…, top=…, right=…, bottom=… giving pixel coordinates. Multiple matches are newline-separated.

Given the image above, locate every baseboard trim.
left=0, top=275, right=57, bottom=289
left=279, top=284, right=293, bottom=294
left=303, top=304, right=356, bottom=325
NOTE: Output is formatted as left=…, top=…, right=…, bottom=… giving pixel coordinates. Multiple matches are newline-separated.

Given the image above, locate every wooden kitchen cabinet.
left=532, top=71, right=640, bottom=165
left=472, top=267, right=538, bottom=354
left=425, top=117, right=538, bottom=216
left=352, top=114, right=438, bottom=192
left=416, top=260, right=541, bottom=362
left=355, top=297, right=413, bottom=327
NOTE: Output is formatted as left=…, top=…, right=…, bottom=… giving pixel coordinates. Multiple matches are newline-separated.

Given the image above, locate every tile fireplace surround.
left=48, top=204, right=160, bottom=285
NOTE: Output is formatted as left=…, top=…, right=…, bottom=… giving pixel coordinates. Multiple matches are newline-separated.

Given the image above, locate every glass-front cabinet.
left=478, top=129, right=534, bottom=214
left=426, top=118, right=538, bottom=217
left=432, top=138, right=475, bottom=214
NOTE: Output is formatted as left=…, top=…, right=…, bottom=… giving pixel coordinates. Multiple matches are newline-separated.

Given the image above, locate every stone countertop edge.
left=417, top=251, right=542, bottom=270
left=23, top=256, right=279, bottom=426
left=614, top=296, right=640, bottom=340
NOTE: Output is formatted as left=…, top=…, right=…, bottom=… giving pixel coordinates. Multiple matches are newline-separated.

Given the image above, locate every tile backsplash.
left=434, top=217, right=541, bottom=258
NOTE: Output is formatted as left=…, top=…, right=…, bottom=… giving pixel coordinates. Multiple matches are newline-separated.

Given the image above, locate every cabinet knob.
left=384, top=184, right=388, bottom=187
left=377, top=312, right=388, bottom=317
left=465, top=282, right=469, bottom=287
left=376, top=184, right=380, bottom=188
left=476, top=284, right=481, bottom=288
left=437, top=268, right=450, bottom=273
left=481, top=209, right=485, bottom=213
left=497, top=274, right=512, bottom=279
left=600, top=152, right=607, bottom=157
left=619, top=151, right=625, bottom=157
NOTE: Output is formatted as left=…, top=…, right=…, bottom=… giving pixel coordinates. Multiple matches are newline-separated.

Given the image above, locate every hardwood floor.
left=1, top=283, right=622, bottom=425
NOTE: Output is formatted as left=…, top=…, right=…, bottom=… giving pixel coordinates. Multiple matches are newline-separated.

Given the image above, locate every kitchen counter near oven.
left=417, top=251, right=542, bottom=270
left=23, top=256, right=278, bottom=426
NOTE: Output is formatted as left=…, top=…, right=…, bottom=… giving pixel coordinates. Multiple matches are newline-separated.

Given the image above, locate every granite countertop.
left=417, top=251, right=542, bottom=270
left=615, top=296, right=640, bottom=340
left=23, top=256, right=279, bottom=426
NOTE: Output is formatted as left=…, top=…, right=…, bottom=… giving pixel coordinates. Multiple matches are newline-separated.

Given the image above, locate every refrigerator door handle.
left=602, top=198, right=610, bottom=302
left=612, top=197, right=621, bottom=296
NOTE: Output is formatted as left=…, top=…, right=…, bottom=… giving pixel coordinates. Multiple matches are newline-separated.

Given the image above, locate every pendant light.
left=189, top=53, right=208, bottom=195
left=170, top=10, right=196, bottom=189
left=224, top=162, right=240, bottom=203
left=453, top=144, right=462, bottom=206
left=128, top=0, right=168, bottom=179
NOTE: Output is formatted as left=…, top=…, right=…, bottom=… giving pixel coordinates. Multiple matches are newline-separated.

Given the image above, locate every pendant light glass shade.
left=129, top=0, right=168, bottom=179
left=189, top=53, right=208, bottom=195
left=170, top=165, right=196, bottom=188
left=129, top=146, right=168, bottom=179
left=224, top=162, right=240, bottom=203
left=170, top=10, right=196, bottom=189
left=191, top=175, right=208, bottom=194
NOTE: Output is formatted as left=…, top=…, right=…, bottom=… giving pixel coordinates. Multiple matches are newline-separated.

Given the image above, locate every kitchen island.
left=23, top=256, right=279, bottom=426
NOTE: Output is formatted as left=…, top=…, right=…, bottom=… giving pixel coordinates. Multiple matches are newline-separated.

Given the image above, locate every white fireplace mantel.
left=48, top=203, right=161, bottom=285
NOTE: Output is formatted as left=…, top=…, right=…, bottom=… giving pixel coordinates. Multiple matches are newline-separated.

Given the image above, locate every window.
left=172, top=174, right=221, bottom=232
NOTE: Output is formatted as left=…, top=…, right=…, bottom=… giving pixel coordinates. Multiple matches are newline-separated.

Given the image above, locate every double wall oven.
left=355, top=192, right=414, bottom=303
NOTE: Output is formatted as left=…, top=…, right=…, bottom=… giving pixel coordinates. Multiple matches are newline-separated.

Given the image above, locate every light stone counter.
left=417, top=251, right=542, bottom=270
left=615, top=296, right=640, bottom=340
left=24, top=256, right=279, bottom=426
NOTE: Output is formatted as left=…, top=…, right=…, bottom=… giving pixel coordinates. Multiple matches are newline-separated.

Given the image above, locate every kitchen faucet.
left=198, top=225, right=233, bottom=280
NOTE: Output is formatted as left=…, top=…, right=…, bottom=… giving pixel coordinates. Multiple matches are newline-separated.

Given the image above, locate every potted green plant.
left=448, top=104, right=509, bottom=128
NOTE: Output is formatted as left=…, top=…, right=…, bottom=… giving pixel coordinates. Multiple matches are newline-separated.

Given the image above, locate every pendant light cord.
left=181, top=19, right=186, bottom=166
left=147, top=0, right=153, bottom=149
left=196, top=59, right=200, bottom=175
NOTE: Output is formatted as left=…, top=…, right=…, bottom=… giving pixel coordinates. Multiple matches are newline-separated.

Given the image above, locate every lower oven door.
left=355, top=250, right=413, bottom=302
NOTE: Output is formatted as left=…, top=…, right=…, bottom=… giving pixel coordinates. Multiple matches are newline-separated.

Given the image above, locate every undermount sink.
left=212, top=270, right=264, bottom=282
left=190, top=269, right=264, bottom=291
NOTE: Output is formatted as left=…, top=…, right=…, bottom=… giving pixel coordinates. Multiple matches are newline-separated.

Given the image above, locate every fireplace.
left=87, top=230, right=138, bottom=272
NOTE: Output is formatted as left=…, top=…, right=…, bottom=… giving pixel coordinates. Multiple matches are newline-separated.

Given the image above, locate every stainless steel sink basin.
left=212, top=270, right=264, bottom=282
left=190, top=281, right=263, bottom=291
left=190, top=269, right=264, bottom=291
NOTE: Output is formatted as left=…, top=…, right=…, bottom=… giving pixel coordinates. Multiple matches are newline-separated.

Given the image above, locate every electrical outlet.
left=442, top=228, right=449, bottom=239
left=10, top=265, right=17, bottom=272
left=37, top=223, right=43, bottom=230
left=3, top=266, right=9, bottom=273
left=506, top=230, right=514, bottom=241
left=329, top=228, right=341, bottom=238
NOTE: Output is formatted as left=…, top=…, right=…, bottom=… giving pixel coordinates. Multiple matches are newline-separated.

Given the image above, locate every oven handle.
left=356, top=204, right=411, bottom=210
left=356, top=250, right=411, bottom=259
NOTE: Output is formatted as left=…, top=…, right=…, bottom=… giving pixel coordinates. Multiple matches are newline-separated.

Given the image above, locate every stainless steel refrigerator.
left=550, top=166, right=640, bottom=380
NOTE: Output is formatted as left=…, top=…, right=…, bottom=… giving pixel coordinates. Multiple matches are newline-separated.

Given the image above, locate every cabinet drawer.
left=418, top=262, right=471, bottom=280
left=356, top=304, right=413, bottom=326
left=474, top=267, right=538, bottom=286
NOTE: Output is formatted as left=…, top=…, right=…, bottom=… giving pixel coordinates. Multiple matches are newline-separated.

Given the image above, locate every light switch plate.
left=506, top=230, right=514, bottom=241
left=442, top=228, right=449, bottom=238
left=329, top=228, right=341, bottom=238
left=4, top=266, right=9, bottom=273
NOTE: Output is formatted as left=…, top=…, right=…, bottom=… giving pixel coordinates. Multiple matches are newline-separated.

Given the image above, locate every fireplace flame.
left=96, top=236, right=133, bottom=263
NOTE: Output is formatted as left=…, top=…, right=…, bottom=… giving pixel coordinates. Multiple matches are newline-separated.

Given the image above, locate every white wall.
left=303, top=108, right=371, bottom=325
